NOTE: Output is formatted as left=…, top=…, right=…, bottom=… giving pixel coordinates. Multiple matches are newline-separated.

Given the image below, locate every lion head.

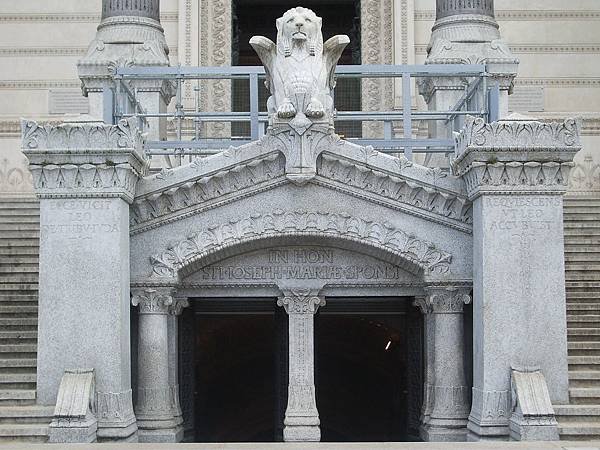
left=276, top=7, right=323, bottom=57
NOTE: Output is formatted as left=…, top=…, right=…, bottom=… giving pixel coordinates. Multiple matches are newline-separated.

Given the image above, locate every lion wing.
left=249, top=36, right=277, bottom=93
left=324, top=35, right=350, bottom=90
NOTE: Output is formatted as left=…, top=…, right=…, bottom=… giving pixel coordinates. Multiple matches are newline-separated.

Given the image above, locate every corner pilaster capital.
left=453, top=116, right=582, bottom=200
left=413, top=296, right=433, bottom=315
left=169, top=297, right=190, bottom=316
left=277, top=288, right=326, bottom=315
left=425, top=285, right=472, bottom=314
left=131, top=287, right=174, bottom=314
left=22, top=118, right=147, bottom=203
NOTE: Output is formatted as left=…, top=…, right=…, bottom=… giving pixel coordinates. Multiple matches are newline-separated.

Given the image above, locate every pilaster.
left=131, top=287, right=182, bottom=443
left=413, top=296, right=434, bottom=439
left=167, top=296, right=190, bottom=441
left=422, top=286, right=472, bottom=442
left=277, top=288, right=326, bottom=442
left=22, top=117, right=145, bottom=442
left=454, top=116, right=581, bottom=441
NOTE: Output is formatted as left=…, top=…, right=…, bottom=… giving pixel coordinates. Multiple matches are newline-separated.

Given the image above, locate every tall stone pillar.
left=168, top=296, right=189, bottom=440
left=423, top=286, right=471, bottom=442
left=414, top=296, right=435, bottom=437
left=78, top=0, right=174, bottom=141
left=277, top=289, right=326, bottom=442
left=131, top=287, right=182, bottom=443
left=22, top=117, right=145, bottom=441
left=418, top=0, right=519, bottom=167
left=454, top=116, right=581, bottom=440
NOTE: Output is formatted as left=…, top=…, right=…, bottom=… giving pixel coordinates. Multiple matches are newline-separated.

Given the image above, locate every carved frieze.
left=131, top=153, right=285, bottom=229
left=470, top=387, right=511, bottom=426
left=318, top=153, right=472, bottom=227
left=150, top=210, right=453, bottom=279
left=131, top=287, right=173, bottom=314
left=22, top=118, right=146, bottom=202
left=454, top=117, right=582, bottom=199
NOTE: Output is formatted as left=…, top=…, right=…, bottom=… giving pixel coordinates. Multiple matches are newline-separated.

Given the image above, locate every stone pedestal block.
left=22, top=117, right=146, bottom=441
left=454, top=116, right=581, bottom=441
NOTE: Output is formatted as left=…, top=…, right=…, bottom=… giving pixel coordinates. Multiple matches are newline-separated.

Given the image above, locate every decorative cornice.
left=277, top=289, right=326, bottom=315
left=0, top=13, right=178, bottom=23
left=515, top=78, right=600, bottom=88
left=131, top=287, right=174, bottom=314
left=22, top=118, right=146, bottom=202
left=0, top=80, right=81, bottom=90
left=454, top=117, right=582, bottom=199
left=131, top=153, right=285, bottom=229
left=317, top=153, right=472, bottom=230
left=414, top=10, right=600, bottom=21
left=149, top=210, right=453, bottom=279
left=416, top=44, right=600, bottom=55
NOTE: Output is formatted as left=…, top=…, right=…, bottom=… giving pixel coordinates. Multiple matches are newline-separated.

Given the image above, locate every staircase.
left=556, top=196, right=600, bottom=440
left=0, top=198, right=52, bottom=443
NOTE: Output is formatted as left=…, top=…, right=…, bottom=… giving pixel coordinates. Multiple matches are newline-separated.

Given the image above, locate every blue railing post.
left=402, top=72, right=412, bottom=161
left=249, top=73, right=259, bottom=141
left=102, top=87, right=114, bottom=124
left=488, top=83, right=500, bottom=123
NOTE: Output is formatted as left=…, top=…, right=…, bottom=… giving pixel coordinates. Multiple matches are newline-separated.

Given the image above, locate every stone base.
left=283, top=425, right=321, bottom=442
left=423, top=424, right=467, bottom=442
left=97, top=420, right=139, bottom=442
left=467, top=419, right=510, bottom=441
left=509, top=417, right=559, bottom=441
left=137, top=419, right=183, bottom=443
left=48, top=418, right=97, bottom=443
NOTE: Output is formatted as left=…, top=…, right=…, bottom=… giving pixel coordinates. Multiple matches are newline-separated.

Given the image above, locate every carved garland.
left=150, top=209, right=453, bottom=278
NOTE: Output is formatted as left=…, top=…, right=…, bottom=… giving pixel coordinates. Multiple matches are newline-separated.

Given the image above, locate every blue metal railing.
left=108, top=64, right=499, bottom=161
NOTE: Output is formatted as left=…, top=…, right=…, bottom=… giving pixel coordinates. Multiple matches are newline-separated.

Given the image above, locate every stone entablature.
left=454, top=116, right=582, bottom=199
left=22, top=118, right=146, bottom=203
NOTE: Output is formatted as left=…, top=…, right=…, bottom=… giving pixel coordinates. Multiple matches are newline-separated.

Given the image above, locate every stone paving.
left=1, top=443, right=600, bottom=450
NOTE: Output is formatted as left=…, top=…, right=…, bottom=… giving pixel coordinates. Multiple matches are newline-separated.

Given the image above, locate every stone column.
left=423, top=286, right=472, bottom=442
left=167, top=296, right=189, bottom=441
left=418, top=0, right=518, bottom=168
left=277, top=289, right=326, bottom=442
left=78, top=0, right=173, bottom=142
left=454, top=116, right=581, bottom=440
left=23, top=117, right=144, bottom=442
left=414, top=295, right=435, bottom=437
left=131, top=287, right=181, bottom=443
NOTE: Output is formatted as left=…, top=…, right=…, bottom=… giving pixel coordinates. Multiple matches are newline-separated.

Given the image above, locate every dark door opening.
left=190, top=298, right=286, bottom=442
left=315, top=298, right=423, bottom=442
left=232, top=0, right=362, bottom=138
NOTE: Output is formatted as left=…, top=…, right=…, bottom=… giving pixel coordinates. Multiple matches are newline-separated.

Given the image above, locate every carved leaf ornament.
left=150, top=210, right=453, bottom=278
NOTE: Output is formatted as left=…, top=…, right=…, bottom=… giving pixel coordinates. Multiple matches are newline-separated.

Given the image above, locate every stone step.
left=0, top=305, right=37, bottom=314
left=568, top=329, right=600, bottom=342
left=558, top=422, right=600, bottom=440
left=0, top=331, right=37, bottom=342
left=0, top=390, right=35, bottom=401
left=567, top=316, right=600, bottom=328
left=0, top=406, right=53, bottom=426
left=556, top=404, right=600, bottom=416
left=569, top=355, right=600, bottom=370
left=0, top=216, right=40, bottom=224
left=567, top=303, right=600, bottom=313
left=0, top=275, right=39, bottom=285
left=0, top=423, right=48, bottom=442
left=566, top=272, right=600, bottom=281
left=0, top=256, right=38, bottom=265
left=0, top=224, right=39, bottom=232
left=0, top=345, right=37, bottom=354
left=569, top=342, right=600, bottom=357
left=0, top=373, right=36, bottom=390
left=0, top=284, right=38, bottom=293
left=0, top=231, right=39, bottom=240
left=0, top=318, right=38, bottom=331
left=0, top=247, right=39, bottom=257
left=566, top=254, right=600, bottom=263
left=0, top=265, right=39, bottom=274
left=564, top=238, right=600, bottom=246
left=569, top=388, right=600, bottom=404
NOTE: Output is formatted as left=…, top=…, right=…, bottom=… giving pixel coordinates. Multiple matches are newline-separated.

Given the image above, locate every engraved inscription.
left=43, top=200, right=119, bottom=240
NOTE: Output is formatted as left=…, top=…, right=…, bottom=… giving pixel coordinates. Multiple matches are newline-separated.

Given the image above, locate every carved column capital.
left=277, top=289, right=326, bottom=315
left=413, top=296, right=433, bottom=315
left=131, top=287, right=174, bottom=315
left=169, top=297, right=190, bottom=316
left=426, top=286, right=472, bottom=314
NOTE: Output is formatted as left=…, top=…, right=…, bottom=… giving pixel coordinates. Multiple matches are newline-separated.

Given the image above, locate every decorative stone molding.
left=95, top=389, right=137, bottom=440
left=318, top=153, right=472, bottom=228
left=469, top=388, right=511, bottom=427
left=22, top=118, right=146, bottom=203
left=454, top=116, right=582, bottom=199
left=432, top=385, right=471, bottom=416
left=361, top=0, right=394, bottom=137
left=131, top=153, right=285, bottom=228
left=0, top=155, right=33, bottom=194
left=413, top=296, right=433, bottom=314
left=168, top=298, right=189, bottom=316
left=149, top=209, right=453, bottom=279
left=198, top=0, right=232, bottom=138
left=426, top=286, right=472, bottom=314
left=569, top=153, right=600, bottom=195
left=131, top=287, right=173, bottom=314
